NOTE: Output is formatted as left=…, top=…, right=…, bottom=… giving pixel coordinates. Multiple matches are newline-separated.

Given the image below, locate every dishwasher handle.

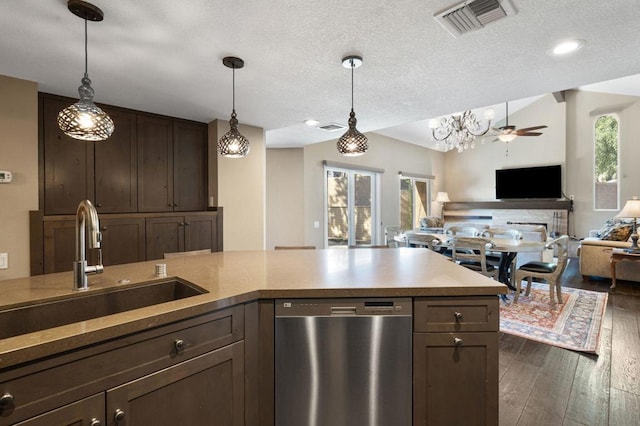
left=331, top=306, right=357, bottom=316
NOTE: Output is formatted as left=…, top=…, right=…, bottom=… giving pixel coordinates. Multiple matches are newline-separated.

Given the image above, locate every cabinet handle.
left=174, top=339, right=185, bottom=352
left=174, top=203, right=179, bottom=207
left=90, top=418, right=102, bottom=426
left=0, top=392, right=14, bottom=407
left=96, top=203, right=103, bottom=208
left=454, top=337, right=464, bottom=347
left=179, top=222, right=185, bottom=227
left=100, top=226, right=108, bottom=231
left=114, top=409, right=125, bottom=423
left=184, top=222, right=190, bottom=226
left=453, top=312, right=463, bottom=321
left=168, top=203, right=173, bottom=207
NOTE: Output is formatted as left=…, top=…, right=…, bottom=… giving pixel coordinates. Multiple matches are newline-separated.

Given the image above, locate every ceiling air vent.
left=319, top=123, right=346, bottom=132
left=434, top=0, right=516, bottom=38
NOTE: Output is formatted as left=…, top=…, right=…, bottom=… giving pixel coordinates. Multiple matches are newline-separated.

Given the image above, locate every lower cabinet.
left=0, top=306, right=244, bottom=426
left=13, top=393, right=104, bottom=426
left=413, top=296, right=500, bottom=426
left=106, top=341, right=244, bottom=425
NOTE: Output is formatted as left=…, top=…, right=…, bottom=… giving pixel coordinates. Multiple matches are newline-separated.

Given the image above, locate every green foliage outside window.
left=594, top=115, right=618, bottom=182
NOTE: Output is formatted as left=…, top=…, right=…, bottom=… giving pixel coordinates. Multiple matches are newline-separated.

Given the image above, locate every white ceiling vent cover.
left=434, top=0, right=516, bottom=37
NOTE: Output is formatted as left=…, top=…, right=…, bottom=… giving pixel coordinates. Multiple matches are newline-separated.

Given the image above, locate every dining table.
left=398, top=230, right=547, bottom=290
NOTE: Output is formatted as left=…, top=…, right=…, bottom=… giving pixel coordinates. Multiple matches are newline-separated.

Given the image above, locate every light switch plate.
left=0, top=253, right=7, bottom=269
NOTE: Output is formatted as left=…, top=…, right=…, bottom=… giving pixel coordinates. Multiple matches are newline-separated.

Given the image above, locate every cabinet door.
left=94, top=108, right=138, bottom=213
left=145, top=216, right=185, bottom=260
left=43, top=220, right=75, bottom=273
left=137, top=115, right=173, bottom=212
left=413, top=332, right=498, bottom=426
left=184, top=214, right=215, bottom=252
left=42, top=96, right=94, bottom=215
left=173, top=120, right=207, bottom=211
left=100, top=217, right=146, bottom=266
left=14, top=393, right=104, bottom=426
left=106, top=341, right=244, bottom=426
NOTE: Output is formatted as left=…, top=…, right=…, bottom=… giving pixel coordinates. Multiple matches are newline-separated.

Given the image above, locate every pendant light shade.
left=58, top=0, right=114, bottom=141
left=337, top=55, right=368, bottom=156
left=218, top=56, right=250, bottom=158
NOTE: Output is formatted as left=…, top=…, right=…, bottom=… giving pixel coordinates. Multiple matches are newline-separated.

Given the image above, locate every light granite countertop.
left=0, top=248, right=506, bottom=368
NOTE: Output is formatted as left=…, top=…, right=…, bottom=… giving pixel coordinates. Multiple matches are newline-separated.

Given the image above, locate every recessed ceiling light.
left=304, top=119, right=320, bottom=126
left=552, top=39, right=585, bottom=55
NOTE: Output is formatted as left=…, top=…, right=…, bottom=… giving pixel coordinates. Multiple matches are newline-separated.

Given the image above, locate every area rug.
left=500, top=282, right=608, bottom=354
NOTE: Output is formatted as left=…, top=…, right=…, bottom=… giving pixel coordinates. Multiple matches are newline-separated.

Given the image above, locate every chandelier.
left=429, top=109, right=494, bottom=152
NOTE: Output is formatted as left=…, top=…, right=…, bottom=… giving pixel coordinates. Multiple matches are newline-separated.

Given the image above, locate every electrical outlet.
left=569, top=195, right=575, bottom=200
left=0, top=253, right=7, bottom=269
left=313, top=221, right=320, bottom=229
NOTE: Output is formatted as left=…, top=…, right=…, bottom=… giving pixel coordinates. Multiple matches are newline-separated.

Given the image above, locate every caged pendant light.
left=337, top=55, right=368, bottom=156
left=218, top=56, right=250, bottom=158
left=58, top=0, right=114, bottom=141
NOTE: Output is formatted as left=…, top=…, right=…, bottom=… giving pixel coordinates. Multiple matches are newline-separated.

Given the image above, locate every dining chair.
left=384, top=226, right=406, bottom=247
left=513, top=235, right=570, bottom=305
left=450, top=236, right=499, bottom=280
left=446, top=226, right=481, bottom=237
left=482, top=228, right=523, bottom=285
left=406, top=233, right=442, bottom=251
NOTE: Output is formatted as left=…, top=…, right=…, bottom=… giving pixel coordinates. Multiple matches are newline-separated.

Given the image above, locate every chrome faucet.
left=73, top=200, right=104, bottom=290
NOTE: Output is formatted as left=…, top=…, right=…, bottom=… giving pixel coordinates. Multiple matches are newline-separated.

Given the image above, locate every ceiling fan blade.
left=516, top=132, right=543, bottom=136
left=516, top=125, right=548, bottom=132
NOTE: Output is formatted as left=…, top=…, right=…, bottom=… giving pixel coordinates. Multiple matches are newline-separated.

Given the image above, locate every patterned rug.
left=500, top=282, right=608, bottom=354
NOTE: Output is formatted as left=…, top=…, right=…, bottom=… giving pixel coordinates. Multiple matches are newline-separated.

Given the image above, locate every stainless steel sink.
left=0, top=279, right=208, bottom=339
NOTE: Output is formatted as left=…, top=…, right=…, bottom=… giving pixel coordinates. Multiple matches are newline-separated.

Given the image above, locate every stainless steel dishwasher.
left=275, top=298, right=412, bottom=426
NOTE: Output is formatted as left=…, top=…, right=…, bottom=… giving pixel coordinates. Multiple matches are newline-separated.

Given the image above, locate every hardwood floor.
left=499, top=258, right=640, bottom=425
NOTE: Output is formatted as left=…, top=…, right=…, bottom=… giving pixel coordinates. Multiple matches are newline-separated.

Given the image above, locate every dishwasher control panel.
left=275, top=297, right=412, bottom=316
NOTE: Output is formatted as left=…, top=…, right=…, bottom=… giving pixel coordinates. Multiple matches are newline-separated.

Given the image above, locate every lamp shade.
left=435, top=192, right=450, bottom=203
left=616, top=196, right=640, bottom=219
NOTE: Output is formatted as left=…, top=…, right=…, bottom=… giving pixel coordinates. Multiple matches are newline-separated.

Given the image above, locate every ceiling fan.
left=490, top=101, right=547, bottom=143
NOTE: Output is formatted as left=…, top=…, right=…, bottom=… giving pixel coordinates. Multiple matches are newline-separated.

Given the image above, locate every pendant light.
left=218, top=56, right=250, bottom=158
left=58, top=0, right=114, bottom=141
left=337, top=55, right=368, bottom=156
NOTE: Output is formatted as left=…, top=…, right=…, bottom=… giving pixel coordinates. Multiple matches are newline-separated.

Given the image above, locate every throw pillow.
left=420, top=216, right=444, bottom=229
left=600, top=220, right=633, bottom=241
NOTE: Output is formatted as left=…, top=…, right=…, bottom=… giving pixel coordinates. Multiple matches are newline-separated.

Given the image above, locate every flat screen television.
left=495, top=165, right=562, bottom=200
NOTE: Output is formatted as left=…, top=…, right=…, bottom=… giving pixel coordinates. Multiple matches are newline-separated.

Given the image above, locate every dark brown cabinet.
left=145, top=213, right=218, bottom=260
left=12, top=394, right=105, bottom=426
left=40, top=93, right=208, bottom=215
left=0, top=307, right=244, bottom=426
left=30, top=211, right=222, bottom=274
left=137, top=116, right=207, bottom=213
left=106, top=341, right=244, bottom=426
left=412, top=297, right=500, bottom=426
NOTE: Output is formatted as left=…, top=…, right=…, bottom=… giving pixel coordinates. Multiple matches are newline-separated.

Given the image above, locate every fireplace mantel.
left=445, top=200, right=573, bottom=211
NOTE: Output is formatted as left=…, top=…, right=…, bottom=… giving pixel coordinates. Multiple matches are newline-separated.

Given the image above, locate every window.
left=325, top=166, right=380, bottom=247
left=594, top=114, right=619, bottom=210
left=400, top=175, right=432, bottom=229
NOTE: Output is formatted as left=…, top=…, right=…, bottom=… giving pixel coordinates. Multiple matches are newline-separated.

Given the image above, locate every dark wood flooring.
left=499, top=258, right=640, bottom=425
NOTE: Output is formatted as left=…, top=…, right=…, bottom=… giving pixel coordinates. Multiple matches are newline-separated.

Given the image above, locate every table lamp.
left=435, top=192, right=450, bottom=220
left=615, top=195, right=640, bottom=253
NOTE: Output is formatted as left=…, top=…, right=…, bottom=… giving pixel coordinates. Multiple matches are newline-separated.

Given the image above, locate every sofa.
left=578, top=218, right=639, bottom=282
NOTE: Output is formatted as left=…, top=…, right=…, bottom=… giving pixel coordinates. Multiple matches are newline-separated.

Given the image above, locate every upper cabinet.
left=137, top=116, right=207, bottom=212
left=40, top=93, right=208, bottom=215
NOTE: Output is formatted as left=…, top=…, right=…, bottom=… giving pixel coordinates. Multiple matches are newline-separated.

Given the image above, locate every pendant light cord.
left=84, top=18, right=88, bottom=78
left=232, top=66, right=236, bottom=111
left=350, top=61, right=354, bottom=110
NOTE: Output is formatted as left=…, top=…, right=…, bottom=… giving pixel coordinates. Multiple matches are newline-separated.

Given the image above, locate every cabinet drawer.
left=0, top=305, right=243, bottom=425
left=414, top=297, right=499, bottom=333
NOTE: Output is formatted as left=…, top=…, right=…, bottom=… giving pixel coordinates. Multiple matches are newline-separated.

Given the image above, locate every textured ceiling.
left=1, top=0, right=639, bottom=149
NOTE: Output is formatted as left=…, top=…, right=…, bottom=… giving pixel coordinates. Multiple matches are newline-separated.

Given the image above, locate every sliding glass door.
left=326, top=167, right=378, bottom=247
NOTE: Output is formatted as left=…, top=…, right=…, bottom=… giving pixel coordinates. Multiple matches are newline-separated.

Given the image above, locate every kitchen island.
left=0, top=248, right=506, bottom=425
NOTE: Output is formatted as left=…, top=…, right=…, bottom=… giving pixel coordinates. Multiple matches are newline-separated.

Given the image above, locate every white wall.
left=566, top=90, right=640, bottom=235
left=302, top=133, right=445, bottom=249
left=265, top=148, right=305, bottom=249
left=212, top=120, right=266, bottom=251
left=0, top=75, right=38, bottom=280
left=444, top=94, right=566, bottom=201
